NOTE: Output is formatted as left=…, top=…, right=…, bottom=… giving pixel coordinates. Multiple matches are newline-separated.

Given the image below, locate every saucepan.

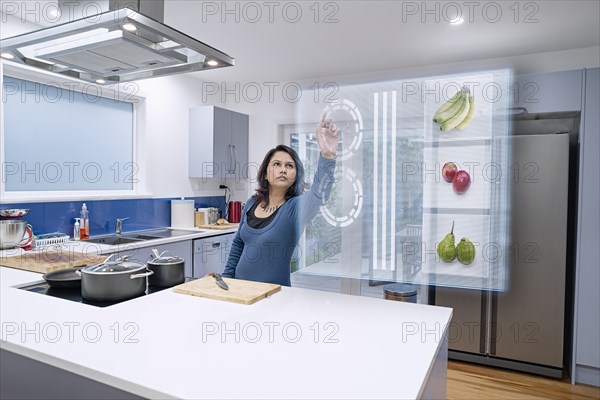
left=77, top=254, right=153, bottom=302
left=147, top=249, right=185, bottom=287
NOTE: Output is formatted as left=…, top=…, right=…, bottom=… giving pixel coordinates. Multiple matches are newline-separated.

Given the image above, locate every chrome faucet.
left=116, top=217, right=129, bottom=235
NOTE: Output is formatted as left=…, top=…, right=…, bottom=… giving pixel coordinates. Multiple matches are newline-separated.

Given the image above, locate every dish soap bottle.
left=73, top=218, right=81, bottom=241
left=80, top=203, right=90, bottom=240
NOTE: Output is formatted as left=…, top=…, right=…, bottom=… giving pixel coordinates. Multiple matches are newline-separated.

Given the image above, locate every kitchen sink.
left=127, top=228, right=200, bottom=238
left=123, top=234, right=162, bottom=240
left=85, top=236, right=144, bottom=245
left=85, top=228, right=200, bottom=246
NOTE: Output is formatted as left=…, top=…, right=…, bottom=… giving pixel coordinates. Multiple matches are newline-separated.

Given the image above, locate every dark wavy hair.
left=253, top=145, right=308, bottom=208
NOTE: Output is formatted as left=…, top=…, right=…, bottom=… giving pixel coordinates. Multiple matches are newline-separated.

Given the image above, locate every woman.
left=222, top=113, right=340, bottom=286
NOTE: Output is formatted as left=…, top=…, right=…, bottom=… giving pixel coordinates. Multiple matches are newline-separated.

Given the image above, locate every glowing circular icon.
left=320, top=167, right=363, bottom=228
left=323, top=99, right=364, bottom=161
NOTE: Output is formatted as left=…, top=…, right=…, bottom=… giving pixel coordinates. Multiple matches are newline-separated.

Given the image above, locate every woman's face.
left=266, top=151, right=297, bottom=191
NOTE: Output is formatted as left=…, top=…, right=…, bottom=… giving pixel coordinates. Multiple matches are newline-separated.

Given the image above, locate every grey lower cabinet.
left=189, top=106, right=249, bottom=180
left=103, top=240, right=193, bottom=278
left=435, top=288, right=484, bottom=355
left=192, top=233, right=235, bottom=277
left=572, top=67, right=600, bottom=386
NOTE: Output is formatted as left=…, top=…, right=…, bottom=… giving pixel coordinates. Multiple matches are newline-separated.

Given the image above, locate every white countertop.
left=0, top=264, right=452, bottom=399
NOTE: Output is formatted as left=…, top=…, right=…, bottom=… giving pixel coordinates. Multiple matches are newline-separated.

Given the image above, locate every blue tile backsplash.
left=0, top=197, right=225, bottom=237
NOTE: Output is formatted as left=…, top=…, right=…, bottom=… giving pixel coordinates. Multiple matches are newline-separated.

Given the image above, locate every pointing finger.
left=319, top=110, right=330, bottom=124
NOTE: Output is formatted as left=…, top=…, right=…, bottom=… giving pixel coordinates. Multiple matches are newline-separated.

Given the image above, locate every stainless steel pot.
left=78, top=255, right=153, bottom=301
left=147, top=250, right=185, bottom=287
left=0, top=220, right=33, bottom=249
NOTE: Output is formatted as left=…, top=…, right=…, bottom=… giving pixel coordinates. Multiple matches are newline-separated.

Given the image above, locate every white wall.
left=133, top=76, right=229, bottom=199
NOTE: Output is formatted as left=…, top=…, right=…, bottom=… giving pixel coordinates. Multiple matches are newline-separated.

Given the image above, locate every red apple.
left=442, top=162, right=458, bottom=183
left=452, top=170, right=471, bottom=194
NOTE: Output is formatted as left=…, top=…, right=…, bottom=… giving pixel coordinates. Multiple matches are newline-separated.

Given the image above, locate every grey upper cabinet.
left=189, top=106, right=249, bottom=179
left=573, top=67, right=600, bottom=386
left=511, top=69, right=583, bottom=113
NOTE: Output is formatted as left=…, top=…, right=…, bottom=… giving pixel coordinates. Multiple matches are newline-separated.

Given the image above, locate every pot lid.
left=82, top=255, right=145, bottom=274
left=149, top=250, right=184, bottom=265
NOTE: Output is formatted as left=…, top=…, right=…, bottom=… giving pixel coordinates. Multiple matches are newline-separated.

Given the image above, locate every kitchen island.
left=0, top=266, right=452, bottom=399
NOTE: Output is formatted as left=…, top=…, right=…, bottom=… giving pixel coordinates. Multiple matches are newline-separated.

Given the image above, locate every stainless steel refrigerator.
left=434, top=111, right=580, bottom=378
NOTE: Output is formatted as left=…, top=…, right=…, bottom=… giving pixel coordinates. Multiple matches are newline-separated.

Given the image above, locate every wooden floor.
left=447, top=361, right=600, bottom=400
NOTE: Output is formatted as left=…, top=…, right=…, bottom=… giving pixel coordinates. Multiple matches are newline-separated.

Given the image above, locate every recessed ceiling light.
left=206, top=60, right=218, bottom=66
left=96, top=79, right=106, bottom=84
left=48, top=8, right=61, bottom=19
left=1, top=53, right=14, bottom=59
left=122, top=23, right=137, bottom=32
left=450, top=17, right=464, bottom=25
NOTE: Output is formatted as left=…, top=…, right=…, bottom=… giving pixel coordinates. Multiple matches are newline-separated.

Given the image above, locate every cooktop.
left=19, top=278, right=195, bottom=308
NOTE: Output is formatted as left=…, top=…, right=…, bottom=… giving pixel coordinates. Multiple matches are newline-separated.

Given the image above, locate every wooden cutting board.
left=0, top=251, right=106, bottom=274
left=173, top=276, right=280, bottom=305
left=197, top=223, right=239, bottom=230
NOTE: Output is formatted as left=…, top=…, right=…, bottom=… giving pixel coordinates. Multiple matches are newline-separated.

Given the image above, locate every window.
left=1, top=64, right=144, bottom=200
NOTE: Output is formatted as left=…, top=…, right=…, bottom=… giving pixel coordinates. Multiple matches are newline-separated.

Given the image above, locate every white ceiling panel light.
left=0, top=0, right=234, bottom=85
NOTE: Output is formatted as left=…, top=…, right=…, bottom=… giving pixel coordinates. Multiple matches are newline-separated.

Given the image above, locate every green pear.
left=457, top=238, right=476, bottom=265
left=437, top=222, right=456, bottom=262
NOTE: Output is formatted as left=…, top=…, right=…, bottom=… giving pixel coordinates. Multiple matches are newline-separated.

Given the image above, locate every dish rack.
left=35, top=235, right=70, bottom=248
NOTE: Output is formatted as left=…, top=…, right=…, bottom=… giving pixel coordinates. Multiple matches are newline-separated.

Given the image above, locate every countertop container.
left=171, top=199, right=195, bottom=228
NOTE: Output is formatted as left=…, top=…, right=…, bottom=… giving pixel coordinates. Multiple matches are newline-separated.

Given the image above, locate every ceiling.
left=162, top=0, right=600, bottom=83
left=3, top=0, right=599, bottom=84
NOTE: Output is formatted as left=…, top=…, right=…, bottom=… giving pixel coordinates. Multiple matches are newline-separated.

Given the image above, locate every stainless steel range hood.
left=0, top=1, right=234, bottom=85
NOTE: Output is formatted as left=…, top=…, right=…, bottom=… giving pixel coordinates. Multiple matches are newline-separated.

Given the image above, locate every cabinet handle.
left=232, top=145, right=237, bottom=174
left=212, top=243, right=221, bottom=248
left=506, top=107, right=529, bottom=114
left=228, top=145, right=234, bottom=173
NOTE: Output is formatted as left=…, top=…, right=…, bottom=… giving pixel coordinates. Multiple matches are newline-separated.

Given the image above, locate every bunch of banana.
left=433, top=87, right=476, bottom=131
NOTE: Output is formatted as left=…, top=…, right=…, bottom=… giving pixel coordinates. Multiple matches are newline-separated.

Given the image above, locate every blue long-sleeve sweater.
left=222, top=156, right=336, bottom=286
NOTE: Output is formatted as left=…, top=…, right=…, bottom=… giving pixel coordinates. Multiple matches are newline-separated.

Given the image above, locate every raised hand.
left=316, top=110, right=340, bottom=159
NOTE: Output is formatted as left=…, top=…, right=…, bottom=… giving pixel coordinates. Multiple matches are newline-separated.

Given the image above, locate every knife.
left=208, top=272, right=229, bottom=290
